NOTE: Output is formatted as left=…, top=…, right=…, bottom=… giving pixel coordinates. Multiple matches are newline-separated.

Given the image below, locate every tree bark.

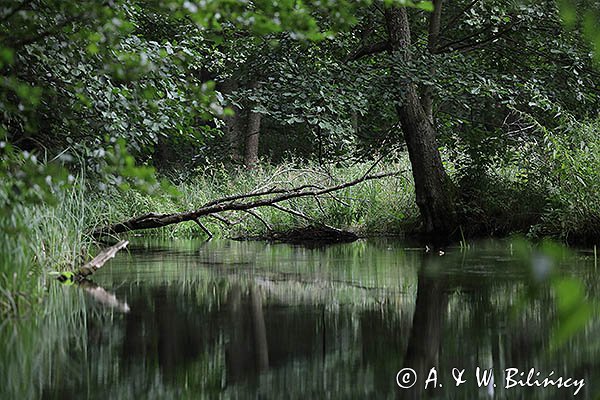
left=244, top=81, right=261, bottom=169
left=220, top=78, right=244, bottom=162
left=421, top=0, right=443, bottom=122
left=385, top=6, right=456, bottom=240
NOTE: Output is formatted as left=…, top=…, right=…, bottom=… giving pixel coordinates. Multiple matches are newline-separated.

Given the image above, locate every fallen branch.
left=92, top=171, right=402, bottom=237
left=243, top=209, right=272, bottom=231
left=269, top=203, right=345, bottom=235
left=193, top=218, right=213, bottom=239
left=57, top=240, right=129, bottom=283
left=77, top=240, right=129, bottom=278
left=209, top=213, right=234, bottom=226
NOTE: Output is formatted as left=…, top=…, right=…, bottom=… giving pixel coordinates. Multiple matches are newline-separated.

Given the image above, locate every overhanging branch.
left=346, top=40, right=390, bottom=62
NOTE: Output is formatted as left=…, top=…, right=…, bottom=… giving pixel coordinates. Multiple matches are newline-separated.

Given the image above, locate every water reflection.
left=401, top=256, right=449, bottom=399
left=78, top=279, right=130, bottom=313
left=0, top=238, right=598, bottom=399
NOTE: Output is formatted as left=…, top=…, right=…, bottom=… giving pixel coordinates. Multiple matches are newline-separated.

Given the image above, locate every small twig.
left=201, top=183, right=322, bottom=208
left=314, top=196, right=328, bottom=215
left=270, top=204, right=313, bottom=223
left=193, top=218, right=213, bottom=239
left=202, top=186, right=279, bottom=207
left=209, top=213, right=233, bottom=226
left=326, top=193, right=351, bottom=207
left=269, top=204, right=343, bottom=233
left=346, top=40, right=390, bottom=62
left=361, top=151, right=388, bottom=180
left=243, top=210, right=272, bottom=231
left=436, top=21, right=518, bottom=54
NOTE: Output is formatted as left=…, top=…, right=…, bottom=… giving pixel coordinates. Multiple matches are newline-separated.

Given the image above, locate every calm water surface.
left=1, top=238, right=599, bottom=399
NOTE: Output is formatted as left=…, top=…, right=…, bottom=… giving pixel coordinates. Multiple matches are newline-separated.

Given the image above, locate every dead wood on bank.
left=77, top=240, right=129, bottom=278
left=262, top=225, right=359, bottom=244
left=92, top=171, right=402, bottom=240
left=57, top=240, right=129, bottom=283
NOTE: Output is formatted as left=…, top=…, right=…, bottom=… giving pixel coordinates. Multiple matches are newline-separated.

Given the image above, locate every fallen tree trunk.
left=263, top=225, right=359, bottom=244
left=78, top=279, right=131, bottom=313
left=77, top=240, right=129, bottom=278
left=92, top=171, right=401, bottom=238
left=57, top=240, right=129, bottom=283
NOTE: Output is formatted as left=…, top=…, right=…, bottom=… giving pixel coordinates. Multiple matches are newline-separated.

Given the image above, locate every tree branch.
left=269, top=204, right=347, bottom=235
left=243, top=209, right=272, bottom=231
left=422, top=0, right=443, bottom=122
left=346, top=40, right=390, bottom=62
left=57, top=240, right=129, bottom=281
left=436, top=23, right=494, bottom=52
left=201, top=183, right=321, bottom=208
left=428, top=0, right=444, bottom=53
left=436, top=22, right=517, bottom=54
left=92, top=171, right=403, bottom=237
left=209, top=213, right=234, bottom=226
left=438, top=0, right=480, bottom=37
left=193, top=218, right=213, bottom=239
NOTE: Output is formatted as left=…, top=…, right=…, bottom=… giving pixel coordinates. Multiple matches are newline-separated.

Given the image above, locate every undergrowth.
left=453, top=116, right=600, bottom=244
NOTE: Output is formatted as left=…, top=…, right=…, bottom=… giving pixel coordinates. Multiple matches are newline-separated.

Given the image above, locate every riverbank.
left=94, top=133, right=600, bottom=245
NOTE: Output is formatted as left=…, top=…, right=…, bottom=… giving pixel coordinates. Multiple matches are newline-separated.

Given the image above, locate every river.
left=1, top=238, right=598, bottom=399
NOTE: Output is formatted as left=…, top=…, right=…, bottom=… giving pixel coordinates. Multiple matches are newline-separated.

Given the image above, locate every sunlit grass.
left=96, top=158, right=419, bottom=238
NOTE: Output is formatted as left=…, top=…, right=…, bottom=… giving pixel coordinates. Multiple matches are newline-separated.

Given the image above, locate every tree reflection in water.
left=1, top=238, right=598, bottom=399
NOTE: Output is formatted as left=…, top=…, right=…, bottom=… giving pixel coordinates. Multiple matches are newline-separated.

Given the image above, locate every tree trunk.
left=399, top=85, right=456, bottom=238
left=385, top=6, right=456, bottom=240
left=244, top=81, right=261, bottom=169
left=220, top=78, right=243, bottom=163
left=250, top=285, right=269, bottom=370
left=421, top=0, right=443, bottom=123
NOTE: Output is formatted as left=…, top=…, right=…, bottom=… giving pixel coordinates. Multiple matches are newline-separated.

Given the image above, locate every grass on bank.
left=0, top=182, right=104, bottom=316
left=96, top=158, right=419, bottom=239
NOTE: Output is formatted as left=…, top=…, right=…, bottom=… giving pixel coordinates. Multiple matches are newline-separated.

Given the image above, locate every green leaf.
left=415, top=1, right=434, bottom=12
left=550, top=278, right=593, bottom=350
left=57, top=272, right=75, bottom=285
